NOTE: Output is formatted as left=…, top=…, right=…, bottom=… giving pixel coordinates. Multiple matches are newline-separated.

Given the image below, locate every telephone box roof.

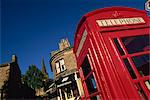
left=74, top=6, right=146, bottom=41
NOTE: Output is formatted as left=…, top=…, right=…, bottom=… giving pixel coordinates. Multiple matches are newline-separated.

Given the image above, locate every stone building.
left=0, top=55, right=35, bottom=99
left=0, top=55, right=22, bottom=99
left=50, top=38, right=84, bottom=100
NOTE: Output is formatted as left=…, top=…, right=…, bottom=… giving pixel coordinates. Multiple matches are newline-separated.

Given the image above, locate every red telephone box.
left=73, top=7, right=150, bottom=99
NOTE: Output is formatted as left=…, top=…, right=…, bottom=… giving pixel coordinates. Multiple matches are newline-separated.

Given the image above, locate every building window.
left=56, top=62, right=60, bottom=73
left=55, top=59, right=66, bottom=74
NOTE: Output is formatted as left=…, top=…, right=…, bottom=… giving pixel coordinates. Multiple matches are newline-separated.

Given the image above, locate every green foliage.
left=22, top=65, right=45, bottom=89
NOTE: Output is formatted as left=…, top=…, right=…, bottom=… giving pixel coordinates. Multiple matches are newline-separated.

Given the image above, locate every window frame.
left=80, top=54, right=100, bottom=99
left=55, top=59, right=66, bottom=74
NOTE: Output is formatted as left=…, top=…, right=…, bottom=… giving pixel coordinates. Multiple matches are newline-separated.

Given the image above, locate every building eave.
left=0, top=62, right=11, bottom=67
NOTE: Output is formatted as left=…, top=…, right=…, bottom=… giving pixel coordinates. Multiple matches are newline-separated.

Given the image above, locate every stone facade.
left=51, top=47, right=77, bottom=80
left=0, top=55, right=22, bottom=99
left=0, top=65, right=10, bottom=90
left=35, top=87, right=45, bottom=96
left=50, top=38, right=84, bottom=100
left=0, top=55, right=35, bottom=99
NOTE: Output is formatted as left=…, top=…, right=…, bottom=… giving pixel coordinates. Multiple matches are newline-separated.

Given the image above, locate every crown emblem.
left=112, top=11, right=121, bottom=18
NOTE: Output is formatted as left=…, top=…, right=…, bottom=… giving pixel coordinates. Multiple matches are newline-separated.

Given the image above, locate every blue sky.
left=1, top=0, right=148, bottom=79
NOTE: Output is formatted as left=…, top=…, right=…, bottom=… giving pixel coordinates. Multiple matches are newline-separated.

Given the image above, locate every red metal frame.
left=73, top=7, right=150, bottom=99
left=102, top=28, right=150, bottom=98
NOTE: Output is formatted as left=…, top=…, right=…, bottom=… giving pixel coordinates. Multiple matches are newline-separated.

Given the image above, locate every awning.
left=57, top=81, right=72, bottom=88
left=61, top=77, right=69, bottom=82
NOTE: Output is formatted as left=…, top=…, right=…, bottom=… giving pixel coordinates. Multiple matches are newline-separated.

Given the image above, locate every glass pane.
left=60, top=59, right=66, bottom=71
left=145, top=80, right=150, bottom=91
left=61, top=65, right=66, bottom=71
left=122, top=35, right=150, bottom=54
left=81, top=56, right=92, bottom=77
left=56, top=62, right=59, bottom=68
left=113, top=38, right=125, bottom=55
left=85, top=75, right=97, bottom=94
left=90, top=95, right=100, bottom=100
left=55, top=62, right=60, bottom=73
left=135, top=83, right=147, bottom=99
left=123, top=59, right=137, bottom=79
left=132, top=54, right=150, bottom=76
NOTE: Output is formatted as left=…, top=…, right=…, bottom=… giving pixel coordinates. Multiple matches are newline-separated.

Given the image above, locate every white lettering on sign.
left=96, top=17, right=145, bottom=27
left=76, top=29, right=87, bottom=57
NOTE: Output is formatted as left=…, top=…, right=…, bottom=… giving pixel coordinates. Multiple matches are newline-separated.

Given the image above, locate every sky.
left=1, top=0, right=149, bottom=79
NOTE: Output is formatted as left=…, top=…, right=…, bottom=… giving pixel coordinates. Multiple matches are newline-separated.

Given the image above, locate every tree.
left=22, top=65, right=44, bottom=89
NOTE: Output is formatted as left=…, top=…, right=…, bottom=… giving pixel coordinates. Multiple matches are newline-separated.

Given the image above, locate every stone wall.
left=0, top=64, right=10, bottom=99
left=0, top=65, right=10, bottom=90
left=0, top=58, right=35, bottom=99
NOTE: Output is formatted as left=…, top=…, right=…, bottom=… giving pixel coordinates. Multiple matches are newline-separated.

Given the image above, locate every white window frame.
left=56, top=62, right=60, bottom=73
left=55, top=59, right=66, bottom=74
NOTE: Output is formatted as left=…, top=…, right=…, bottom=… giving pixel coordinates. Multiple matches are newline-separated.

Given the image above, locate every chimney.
left=12, top=55, right=17, bottom=62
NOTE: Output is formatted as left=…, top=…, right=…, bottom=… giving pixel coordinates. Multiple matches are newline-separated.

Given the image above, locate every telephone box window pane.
left=113, top=38, right=125, bottom=55
left=122, top=35, right=150, bottom=54
left=145, top=80, right=150, bottom=91
left=81, top=56, right=91, bottom=77
left=135, top=83, right=147, bottom=99
left=123, top=59, right=137, bottom=79
left=85, top=75, right=97, bottom=94
left=90, top=95, right=100, bottom=100
left=132, top=54, right=149, bottom=76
